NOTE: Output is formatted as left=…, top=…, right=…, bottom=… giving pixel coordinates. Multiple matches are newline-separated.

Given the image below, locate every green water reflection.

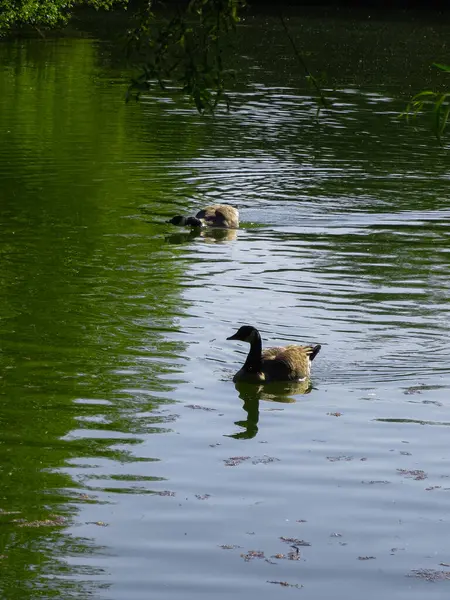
left=1, top=9, right=450, bottom=600
left=0, top=37, right=190, bottom=598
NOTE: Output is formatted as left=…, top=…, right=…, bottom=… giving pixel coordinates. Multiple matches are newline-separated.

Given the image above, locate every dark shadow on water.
left=228, top=380, right=312, bottom=440
left=165, top=230, right=201, bottom=244
left=165, top=228, right=238, bottom=245
left=376, top=418, right=450, bottom=426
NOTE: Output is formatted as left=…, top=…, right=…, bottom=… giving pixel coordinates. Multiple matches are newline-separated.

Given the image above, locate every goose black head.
left=227, top=325, right=259, bottom=343
left=167, top=215, right=203, bottom=227
left=167, top=215, right=187, bottom=226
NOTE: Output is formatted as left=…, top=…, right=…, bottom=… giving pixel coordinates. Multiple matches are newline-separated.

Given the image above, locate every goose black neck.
left=185, top=216, right=202, bottom=227
left=243, top=330, right=262, bottom=371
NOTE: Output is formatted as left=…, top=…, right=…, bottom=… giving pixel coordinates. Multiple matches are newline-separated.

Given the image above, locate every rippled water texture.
left=1, top=10, right=450, bottom=600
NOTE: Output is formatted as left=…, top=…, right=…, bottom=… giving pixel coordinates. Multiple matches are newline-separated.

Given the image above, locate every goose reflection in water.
left=229, top=379, right=312, bottom=440
left=165, top=228, right=237, bottom=245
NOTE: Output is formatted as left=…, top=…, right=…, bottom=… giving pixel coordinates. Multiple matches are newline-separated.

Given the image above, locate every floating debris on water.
left=252, top=456, right=280, bottom=465
left=241, top=550, right=265, bottom=561
left=397, top=469, right=427, bottom=481
left=224, top=456, right=251, bottom=467
left=410, top=569, right=450, bottom=581
left=267, top=580, right=303, bottom=588
left=14, top=516, right=66, bottom=528
left=224, top=455, right=279, bottom=467
left=361, top=480, right=390, bottom=485
left=288, top=546, right=301, bottom=560
left=280, top=537, right=311, bottom=546
left=154, top=490, right=176, bottom=497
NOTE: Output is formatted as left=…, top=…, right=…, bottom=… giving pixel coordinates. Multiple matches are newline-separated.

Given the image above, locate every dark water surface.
left=1, top=10, right=450, bottom=599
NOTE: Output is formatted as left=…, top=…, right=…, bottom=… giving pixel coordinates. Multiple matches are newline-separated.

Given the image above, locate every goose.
left=168, top=204, right=239, bottom=229
left=227, top=325, right=321, bottom=383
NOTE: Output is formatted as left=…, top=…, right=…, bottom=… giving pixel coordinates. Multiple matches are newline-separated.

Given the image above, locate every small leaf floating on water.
left=397, top=469, right=428, bottom=481
left=280, top=537, right=311, bottom=546
left=267, top=581, right=303, bottom=588
left=327, top=412, right=342, bottom=417
left=361, top=480, right=390, bottom=485
left=87, top=521, right=108, bottom=527
left=224, top=456, right=251, bottom=467
left=155, top=490, right=176, bottom=497
left=272, top=553, right=286, bottom=559
left=327, top=455, right=353, bottom=462
left=241, top=550, right=265, bottom=561
left=358, top=556, right=376, bottom=560
left=195, top=494, right=211, bottom=500
left=219, top=544, right=241, bottom=550
left=288, top=546, right=301, bottom=560
left=14, top=516, right=67, bottom=528
left=73, top=493, right=93, bottom=501
left=252, top=456, right=280, bottom=465
left=410, top=569, right=450, bottom=581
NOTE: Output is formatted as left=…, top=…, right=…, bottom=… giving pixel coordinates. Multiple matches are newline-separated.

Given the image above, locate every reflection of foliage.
left=126, top=2, right=328, bottom=115
left=403, top=63, right=450, bottom=143
left=278, top=12, right=329, bottom=113
left=0, top=38, right=189, bottom=599
left=0, top=0, right=126, bottom=35
left=126, top=0, right=246, bottom=113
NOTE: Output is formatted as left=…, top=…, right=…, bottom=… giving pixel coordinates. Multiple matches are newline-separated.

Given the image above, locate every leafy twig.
left=278, top=11, right=329, bottom=112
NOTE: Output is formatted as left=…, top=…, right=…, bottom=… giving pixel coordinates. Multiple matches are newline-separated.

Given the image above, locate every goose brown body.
left=168, top=204, right=239, bottom=229
left=227, top=325, right=321, bottom=384
left=195, top=205, right=239, bottom=229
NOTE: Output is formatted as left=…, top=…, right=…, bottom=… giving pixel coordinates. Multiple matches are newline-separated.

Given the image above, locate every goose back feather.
left=195, top=204, right=239, bottom=229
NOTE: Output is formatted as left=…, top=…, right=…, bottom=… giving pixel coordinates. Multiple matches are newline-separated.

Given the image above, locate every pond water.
left=1, top=9, right=450, bottom=599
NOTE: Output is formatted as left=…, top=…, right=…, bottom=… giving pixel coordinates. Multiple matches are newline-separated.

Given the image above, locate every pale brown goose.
left=227, top=325, right=321, bottom=383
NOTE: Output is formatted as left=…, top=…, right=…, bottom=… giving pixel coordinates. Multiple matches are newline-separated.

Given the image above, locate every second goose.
left=168, top=204, right=239, bottom=229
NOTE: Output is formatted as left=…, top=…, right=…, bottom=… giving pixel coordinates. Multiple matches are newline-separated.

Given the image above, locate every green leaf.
left=432, top=63, right=450, bottom=73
